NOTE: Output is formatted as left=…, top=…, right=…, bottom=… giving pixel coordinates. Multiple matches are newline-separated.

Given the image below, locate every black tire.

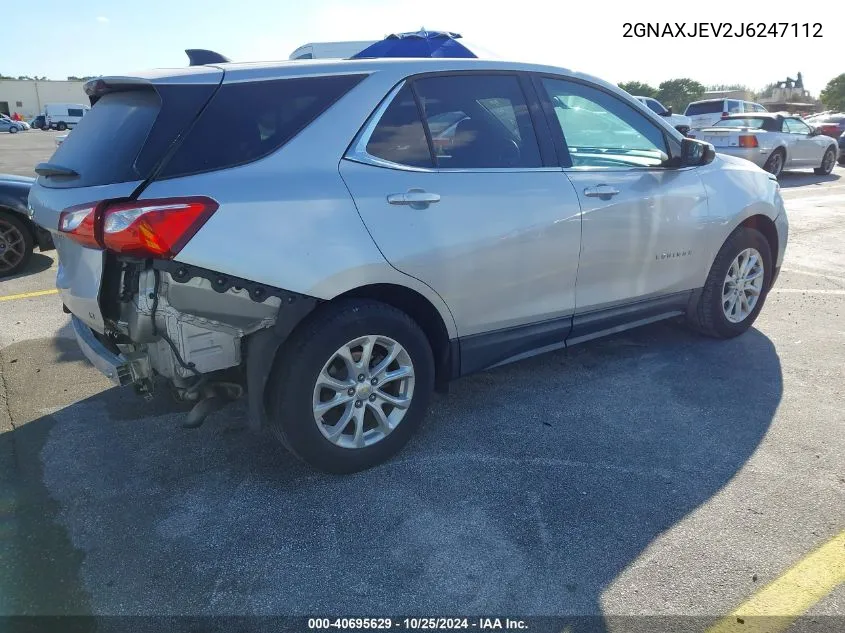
left=56, top=122, right=67, bottom=131
left=763, top=149, right=785, bottom=178
left=267, top=299, right=435, bottom=474
left=0, top=211, right=34, bottom=277
left=8, top=126, right=18, bottom=134
left=688, top=226, right=773, bottom=339
left=814, top=147, right=836, bottom=175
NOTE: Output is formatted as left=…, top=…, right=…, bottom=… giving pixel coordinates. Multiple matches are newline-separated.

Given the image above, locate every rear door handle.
left=583, top=185, right=620, bottom=199
left=387, top=191, right=441, bottom=207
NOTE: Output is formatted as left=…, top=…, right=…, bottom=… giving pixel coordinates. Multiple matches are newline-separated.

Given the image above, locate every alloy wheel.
left=312, top=335, right=415, bottom=449
left=722, top=248, right=765, bottom=323
left=767, top=153, right=783, bottom=177
left=0, top=217, right=26, bottom=273
left=822, top=150, right=835, bottom=174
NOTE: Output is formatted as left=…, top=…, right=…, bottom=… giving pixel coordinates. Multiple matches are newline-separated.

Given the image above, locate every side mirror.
left=680, top=138, right=716, bottom=167
left=665, top=106, right=673, bottom=116
left=808, top=127, right=820, bottom=137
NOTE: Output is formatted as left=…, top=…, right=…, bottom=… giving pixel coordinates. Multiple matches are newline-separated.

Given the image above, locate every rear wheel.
left=267, top=300, right=435, bottom=473
left=763, top=149, right=785, bottom=178
left=0, top=212, right=34, bottom=277
left=688, top=227, right=772, bottom=339
left=8, top=126, right=18, bottom=134
left=56, top=122, right=67, bottom=131
left=814, top=147, right=836, bottom=175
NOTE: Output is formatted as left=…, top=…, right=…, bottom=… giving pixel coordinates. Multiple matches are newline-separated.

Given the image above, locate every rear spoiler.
left=84, top=76, right=154, bottom=106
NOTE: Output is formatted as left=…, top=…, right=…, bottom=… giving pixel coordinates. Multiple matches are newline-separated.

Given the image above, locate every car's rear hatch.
left=697, top=126, right=761, bottom=148
left=29, top=68, right=223, bottom=332
left=685, top=102, right=724, bottom=130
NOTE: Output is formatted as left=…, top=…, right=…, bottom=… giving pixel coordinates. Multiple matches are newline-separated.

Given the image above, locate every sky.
left=3, top=0, right=841, bottom=95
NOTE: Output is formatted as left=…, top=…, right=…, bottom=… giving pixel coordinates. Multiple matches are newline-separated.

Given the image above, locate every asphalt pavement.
left=0, top=131, right=843, bottom=629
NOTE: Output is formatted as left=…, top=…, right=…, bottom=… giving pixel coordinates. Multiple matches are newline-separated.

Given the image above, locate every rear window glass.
left=685, top=101, right=723, bottom=115
left=47, top=90, right=162, bottom=187
left=715, top=117, right=768, bottom=129
left=160, top=74, right=365, bottom=178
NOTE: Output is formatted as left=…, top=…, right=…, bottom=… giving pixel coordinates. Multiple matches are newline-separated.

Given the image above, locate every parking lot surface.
left=1, top=132, right=843, bottom=626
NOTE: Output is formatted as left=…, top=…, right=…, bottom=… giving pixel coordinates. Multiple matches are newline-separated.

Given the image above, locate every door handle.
left=583, top=185, right=620, bottom=199
left=387, top=190, right=441, bottom=207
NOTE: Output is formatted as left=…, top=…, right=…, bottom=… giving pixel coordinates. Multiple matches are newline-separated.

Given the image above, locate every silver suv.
left=29, top=57, right=788, bottom=473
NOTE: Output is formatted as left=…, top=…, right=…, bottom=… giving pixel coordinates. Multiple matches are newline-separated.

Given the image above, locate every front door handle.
left=583, top=185, right=620, bottom=199
left=387, top=190, right=441, bottom=208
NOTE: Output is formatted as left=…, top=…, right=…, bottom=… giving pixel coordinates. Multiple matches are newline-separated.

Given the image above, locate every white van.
left=44, top=103, right=90, bottom=131
left=684, top=98, right=768, bottom=130
left=289, top=41, right=376, bottom=60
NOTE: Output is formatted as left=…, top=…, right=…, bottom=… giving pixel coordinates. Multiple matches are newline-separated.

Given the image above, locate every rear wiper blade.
left=35, top=162, right=79, bottom=178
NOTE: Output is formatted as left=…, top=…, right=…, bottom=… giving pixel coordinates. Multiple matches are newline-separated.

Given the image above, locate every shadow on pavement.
left=777, top=170, right=840, bottom=189
left=0, top=253, right=54, bottom=283
left=1, top=321, right=783, bottom=631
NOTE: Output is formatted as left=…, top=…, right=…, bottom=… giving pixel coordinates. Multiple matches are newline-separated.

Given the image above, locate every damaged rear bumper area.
left=73, top=260, right=317, bottom=428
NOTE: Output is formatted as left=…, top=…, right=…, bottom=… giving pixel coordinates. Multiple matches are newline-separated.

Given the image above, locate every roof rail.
left=185, top=49, right=231, bottom=66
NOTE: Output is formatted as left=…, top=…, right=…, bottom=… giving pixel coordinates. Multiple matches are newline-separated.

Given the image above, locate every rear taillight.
left=58, top=203, right=99, bottom=248
left=58, top=196, right=217, bottom=258
left=738, top=135, right=759, bottom=148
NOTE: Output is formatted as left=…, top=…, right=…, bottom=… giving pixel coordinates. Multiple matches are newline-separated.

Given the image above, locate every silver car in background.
left=697, top=113, right=839, bottom=178
left=29, top=57, right=788, bottom=473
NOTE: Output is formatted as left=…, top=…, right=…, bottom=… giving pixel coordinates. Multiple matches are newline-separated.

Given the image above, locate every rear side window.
left=685, top=101, right=722, bottom=116
left=414, top=74, right=542, bottom=169
left=68, top=108, right=84, bottom=117
left=365, top=84, right=434, bottom=168
left=727, top=100, right=742, bottom=113
left=160, top=74, right=365, bottom=178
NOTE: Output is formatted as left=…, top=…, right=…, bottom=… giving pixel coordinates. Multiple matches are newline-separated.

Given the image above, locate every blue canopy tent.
left=351, top=30, right=478, bottom=59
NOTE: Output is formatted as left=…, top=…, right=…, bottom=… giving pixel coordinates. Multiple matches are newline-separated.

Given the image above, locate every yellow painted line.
left=0, top=288, right=58, bottom=302
left=706, top=530, right=845, bottom=633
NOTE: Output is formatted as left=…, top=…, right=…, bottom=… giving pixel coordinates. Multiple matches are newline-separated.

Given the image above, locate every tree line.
left=618, top=74, right=845, bottom=112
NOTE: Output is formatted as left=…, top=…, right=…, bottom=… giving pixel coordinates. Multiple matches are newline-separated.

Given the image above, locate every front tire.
left=814, top=147, right=836, bottom=175
left=0, top=211, right=34, bottom=277
left=8, top=126, right=18, bottom=134
left=267, top=300, right=435, bottom=474
left=688, top=227, right=772, bottom=339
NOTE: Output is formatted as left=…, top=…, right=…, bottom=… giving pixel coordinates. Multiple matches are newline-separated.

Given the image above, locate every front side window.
left=785, top=118, right=811, bottom=135
left=541, top=77, right=668, bottom=168
left=413, top=74, right=542, bottom=169
left=68, top=108, right=84, bottom=117
left=644, top=99, right=667, bottom=115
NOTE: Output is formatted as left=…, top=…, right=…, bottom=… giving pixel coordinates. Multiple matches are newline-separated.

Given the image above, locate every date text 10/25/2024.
left=308, top=618, right=527, bottom=630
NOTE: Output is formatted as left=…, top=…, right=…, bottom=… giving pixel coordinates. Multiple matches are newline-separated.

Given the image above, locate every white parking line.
left=770, top=288, right=845, bottom=295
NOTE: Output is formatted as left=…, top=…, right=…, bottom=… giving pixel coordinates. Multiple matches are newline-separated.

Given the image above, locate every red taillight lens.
left=102, top=197, right=218, bottom=258
left=57, top=196, right=217, bottom=258
left=738, top=135, right=759, bottom=148
left=58, top=203, right=99, bottom=248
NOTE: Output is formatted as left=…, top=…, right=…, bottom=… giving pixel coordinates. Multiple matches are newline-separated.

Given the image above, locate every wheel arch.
left=736, top=214, right=779, bottom=288
left=0, top=206, right=36, bottom=242
left=336, top=283, right=457, bottom=390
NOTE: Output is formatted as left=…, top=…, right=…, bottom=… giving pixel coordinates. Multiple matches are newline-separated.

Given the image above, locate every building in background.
left=0, top=80, right=87, bottom=119
left=758, top=73, right=818, bottom=114
left=700, top=88, right=756, bottom=102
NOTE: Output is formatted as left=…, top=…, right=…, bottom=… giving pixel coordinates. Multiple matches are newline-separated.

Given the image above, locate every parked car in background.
left=697, top=113, right=838, bottom=178
left=44, top=103, right=90, bottom=131
left=685, top=98, right=768, bottom=129
left=810, top=113, right=845, bottom=139
left=0, top=174, right=54, bottom=276
left=635, top=96, right=692, bottom=135
left=30, top=114, right=49, bottom=130
left=30, top=57, right=787, bottom=473
left=0, top=117, right=27, bottom=134
left=839, top=132, right=845, bottom=166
